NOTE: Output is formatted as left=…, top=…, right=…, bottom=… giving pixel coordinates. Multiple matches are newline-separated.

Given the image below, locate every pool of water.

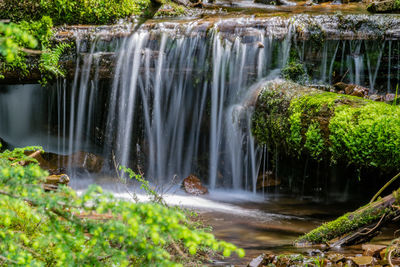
left=70, top=174, right=397, bottom=265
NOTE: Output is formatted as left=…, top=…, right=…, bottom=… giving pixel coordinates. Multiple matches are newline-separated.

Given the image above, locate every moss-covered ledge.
left=252, top=80, right=400, bottom=171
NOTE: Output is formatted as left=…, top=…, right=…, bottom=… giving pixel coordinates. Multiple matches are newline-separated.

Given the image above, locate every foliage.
left=0, top=145, right=244, bottom=266
left=0, top=16, right=68, bottom=83
left=0, top=23, right=37, bottom=63
left=0, top=0, right=180, bottom=25
left=252, top=81, right=400, bottom=171
left=39, top=43, right=70, bottom=85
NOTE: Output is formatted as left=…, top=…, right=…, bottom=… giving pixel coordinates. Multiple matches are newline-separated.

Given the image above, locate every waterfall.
left=1, top=18, right=400, bottom=192
left=101, top=22, right=292, bottom=190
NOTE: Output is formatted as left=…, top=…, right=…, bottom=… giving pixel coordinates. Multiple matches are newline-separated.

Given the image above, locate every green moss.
left=297, top=189, right=400, bottom=243
left=252, top=81, right=400, bottom=171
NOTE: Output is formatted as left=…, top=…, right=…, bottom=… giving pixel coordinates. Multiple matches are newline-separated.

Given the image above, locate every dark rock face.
left=182, top=175, right=208, bottom=195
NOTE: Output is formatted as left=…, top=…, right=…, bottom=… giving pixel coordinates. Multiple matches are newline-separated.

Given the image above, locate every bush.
left=0, top=17, right=69, bottom=83
left=0, top=0, right=154, bottom=25
left=0, top=144, right=244, bottom=266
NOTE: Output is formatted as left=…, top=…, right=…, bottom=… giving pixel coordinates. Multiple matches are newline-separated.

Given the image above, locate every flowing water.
left=1, top=15, right=400, bottom=264
left=1, top=16, right=399, bottom=189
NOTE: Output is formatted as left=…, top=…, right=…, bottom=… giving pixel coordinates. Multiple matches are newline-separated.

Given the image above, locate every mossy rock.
left=252, top=80, right=400, bottom=171
left=367, top=0, right=400, bottom=13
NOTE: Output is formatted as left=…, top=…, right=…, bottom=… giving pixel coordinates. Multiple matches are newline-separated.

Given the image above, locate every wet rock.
left=385, top=93, right=396, bottom=103
left=367, top=0, right=400, bottom=13
left=362, top=244, right=386, bottom=257
left=327, top=253, right=346, bottom=263
left=42, top=151, right=104, bottom=173
left=182, top=175, right=208, bottom=195
left=369, top=94, right=384, bottom=102
left=304, top=0, right=316, bottom=6
left=333, top=82, right=348, bottom=92
left=44, top=174, right=70, bottom=191
left=335, top=83, right=369, bottom=97
left=307, top=249, right=323, bottom=256
left=67, top=151, right=104, bottom=173
left=256, top=171, right=281, bottom=189
left=349, top=255, right=375, bottom=266
left=46, top=174, right=70, bottom=185
left=350, top=85, right=369, bottom=97
left=257, top=41, right=264, bottom=48
left=248, top=253, right=266, bottom=267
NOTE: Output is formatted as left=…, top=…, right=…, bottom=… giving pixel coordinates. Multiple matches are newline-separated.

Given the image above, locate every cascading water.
left=1, top=16, right=400, bottom=193
left=102, top=21, right=293, bottom=190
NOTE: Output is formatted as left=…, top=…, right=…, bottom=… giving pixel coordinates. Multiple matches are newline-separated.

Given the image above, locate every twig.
left=169, top=236, right=187, bottom=259
left=358, top=213, right=385, bottom=235
left=370, top=172, right=400, bottom=203
left=98, top=255, right=113, bottom=262
left=388, top=247, right=394, bottom=267
left=20, top=48, right=44, bottom=55
left=340, top=69, right=349, bottom=82
left=112, top=152, right=138, bottom=203
left=0, top=255, right=18, bottom=264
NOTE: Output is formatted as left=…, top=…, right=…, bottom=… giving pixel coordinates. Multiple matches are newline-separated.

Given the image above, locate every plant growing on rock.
left=252, top=80, right=400, bottom=171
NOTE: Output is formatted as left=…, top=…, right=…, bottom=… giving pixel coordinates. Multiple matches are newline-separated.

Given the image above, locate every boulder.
left=44, top=174, right=70, bottom=191
left=369, top=94, right=384, bottom=102
left=385, top=93, right=396, bottom=103
left=362, top=244, right=386, bottom=257
left=333, top=82, right=348, bottom=92
left=69, top=151, right=104, bottom=173
left=182, top=175, right=208, bottom=195
left=367, top=0, right=400, bottom=13
left=334, top=82, right=369, bottom=97
left=248, top=254, right=266, bottom=267
left=256, top=171, right=281, bottom=189
left=349, top=255, right=375, bottom=266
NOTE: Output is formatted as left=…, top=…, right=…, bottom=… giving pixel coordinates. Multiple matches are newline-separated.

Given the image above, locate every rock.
left=333, top=82, right=348, bottom=92
left=46, top=174, right=70, bottom=185
left=254, top=0, right=293, bottom=5
left=304, top=0, right=316, bottom=6
left=182, top=175, right=208, bottom=195
left=362, top=244, right=386, bottom=257
left=254, top=0, right=277, bottom=5
left=334, top=83, right=369, bottom=97
left=256, top=171, right=281, bottom=189
left=350, top=85, right=369, bottom=97
left=385, top=93, right=396, bottom=103
left=248, top=253, right=266, bottom=267
left=44, top=174, right=70, bottom=191
left=369, top=94, right=384, bottom=102
left=70, top=151, right=104, bottom=173
left=349, top=255, right=375, bottom=266
left=367, top=0, right=400, bottom=13
left=327, top=253, right=346, bottom=263
left=257, top=41, right=264, bottom=48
